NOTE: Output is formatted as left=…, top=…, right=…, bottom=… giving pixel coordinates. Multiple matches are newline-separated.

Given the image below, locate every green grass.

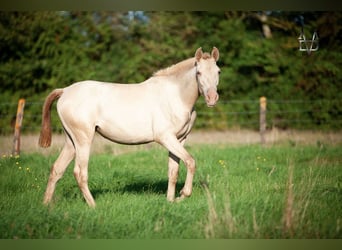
left=0, top=143, right=341, bottom=238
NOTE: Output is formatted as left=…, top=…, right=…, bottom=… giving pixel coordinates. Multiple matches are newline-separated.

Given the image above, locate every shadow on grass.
left=121, top=180, right=168, bottom=194
left=91, top=179, right=185, bottom=199
left=59, top=178, right=187, bottom=202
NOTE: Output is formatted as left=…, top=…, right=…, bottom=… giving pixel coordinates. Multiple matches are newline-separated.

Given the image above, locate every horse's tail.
left=38, top=89, right=64, bottom=148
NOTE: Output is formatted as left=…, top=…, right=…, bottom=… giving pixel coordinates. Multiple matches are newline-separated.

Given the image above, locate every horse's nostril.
left=206, top=88, right=218, bottom=105
left=206, top=92, right=218, bottom=107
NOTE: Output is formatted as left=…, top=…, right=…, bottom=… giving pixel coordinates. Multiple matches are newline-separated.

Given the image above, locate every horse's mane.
left=153, top=52, right=211, bottom=77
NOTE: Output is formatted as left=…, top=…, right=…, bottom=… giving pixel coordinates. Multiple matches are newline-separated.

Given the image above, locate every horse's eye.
left=197, top=71, right=201, bottom=76
left=218, top=70, right=221, bottom=75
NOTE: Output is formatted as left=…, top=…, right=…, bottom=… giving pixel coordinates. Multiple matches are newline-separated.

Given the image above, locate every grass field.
left=0, top=137, right=341, bottom=238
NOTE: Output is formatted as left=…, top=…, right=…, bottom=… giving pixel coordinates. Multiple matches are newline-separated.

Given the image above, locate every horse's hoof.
left=174, top=196, right=186, bottom=203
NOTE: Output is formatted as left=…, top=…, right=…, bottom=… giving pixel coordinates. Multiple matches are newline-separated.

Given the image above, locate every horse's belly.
left=96, top=118, right=154, bottom=145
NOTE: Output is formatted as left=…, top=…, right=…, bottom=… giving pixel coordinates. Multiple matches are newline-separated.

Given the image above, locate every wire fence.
left=1, top=98, right=342, bottom=135
left=197, top=98, right=341, bottom=130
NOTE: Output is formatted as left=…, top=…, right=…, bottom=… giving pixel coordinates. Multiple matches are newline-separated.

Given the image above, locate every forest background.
left=0, top=11, right=341, bottom=134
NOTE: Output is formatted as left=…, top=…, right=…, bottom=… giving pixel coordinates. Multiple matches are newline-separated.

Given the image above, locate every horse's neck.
left=176, top=68, right=199, bottom=109
left=152, top=58, right=199, bottom=109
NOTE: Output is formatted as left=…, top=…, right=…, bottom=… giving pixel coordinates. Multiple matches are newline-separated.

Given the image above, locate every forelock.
left=202, top=52, right=211, bottom=59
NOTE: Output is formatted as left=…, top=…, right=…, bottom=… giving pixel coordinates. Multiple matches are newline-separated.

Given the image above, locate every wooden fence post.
left=12, top=98, right=25, bottom=156
left=260, top=96, right=267, bottom=145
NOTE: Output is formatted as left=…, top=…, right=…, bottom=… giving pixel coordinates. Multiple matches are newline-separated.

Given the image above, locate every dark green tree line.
left=0, top=11, right=341, bottom=133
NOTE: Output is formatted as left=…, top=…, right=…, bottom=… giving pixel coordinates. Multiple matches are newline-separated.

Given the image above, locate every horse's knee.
left=185, top=157, right=196, bottom=174
left=73, top=166, right=80, bottom=179
left=48, top=165, right=64, bottom=183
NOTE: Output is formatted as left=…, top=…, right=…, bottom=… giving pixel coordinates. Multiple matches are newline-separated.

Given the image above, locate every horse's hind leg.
left=73, top=134, right=96, bottom=207
left=43, top=133, right=75, bottom=205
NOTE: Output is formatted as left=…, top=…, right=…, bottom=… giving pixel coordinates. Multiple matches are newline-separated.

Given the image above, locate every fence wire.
left=1, top=99, right=341, bottom=134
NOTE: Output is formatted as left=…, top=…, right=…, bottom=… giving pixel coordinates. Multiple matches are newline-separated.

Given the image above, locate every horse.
left=39, top=47, right=220, bottom=207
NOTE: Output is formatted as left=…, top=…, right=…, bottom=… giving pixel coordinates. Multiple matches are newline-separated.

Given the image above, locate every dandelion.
left=26, top=167, right=30, bottom=172
left=18, top=166, right=22, bottom=170
left=16, top=161, right=19, bottom=165
left=218, top=159, right=227, bottom=168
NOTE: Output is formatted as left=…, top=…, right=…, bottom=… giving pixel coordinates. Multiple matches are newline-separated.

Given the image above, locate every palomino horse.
left=39, top=47, right=220, bottom=207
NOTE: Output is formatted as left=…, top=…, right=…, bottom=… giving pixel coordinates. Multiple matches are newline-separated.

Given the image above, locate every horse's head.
left=195, top=47, right=220, bottom=107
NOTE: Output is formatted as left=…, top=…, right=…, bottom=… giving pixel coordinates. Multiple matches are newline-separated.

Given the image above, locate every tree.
left=0, top=11, right=341, bottom=133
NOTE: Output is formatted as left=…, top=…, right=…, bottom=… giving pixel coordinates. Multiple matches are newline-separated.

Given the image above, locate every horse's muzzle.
left=205, top=88, right=219, bottom=107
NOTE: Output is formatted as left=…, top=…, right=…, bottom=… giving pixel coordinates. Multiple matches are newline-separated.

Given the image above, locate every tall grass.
left=0, top=143, right=341, bottom=238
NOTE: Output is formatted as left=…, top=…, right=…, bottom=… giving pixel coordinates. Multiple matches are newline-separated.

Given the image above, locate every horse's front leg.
left=161, top=136, right=195, bottom=202
left=167, top=151, right=180, bottom=202
left=178, top=154, right=195, bottom=202
left=177, top=110, right=197, bottom=201
left=166, top=110, right=197, bottom=202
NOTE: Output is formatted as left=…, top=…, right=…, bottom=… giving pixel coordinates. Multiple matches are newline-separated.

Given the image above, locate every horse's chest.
left=153, top=99, right=196, bottom=139
left=174, top=110, right=195, bottom=138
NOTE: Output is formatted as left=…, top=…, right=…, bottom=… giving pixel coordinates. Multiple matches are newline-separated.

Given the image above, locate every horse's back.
left=57, top=80, right=111, bottom=118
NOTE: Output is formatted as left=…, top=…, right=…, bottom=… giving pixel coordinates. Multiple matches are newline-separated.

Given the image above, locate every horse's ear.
left=211, top=47, right=219, bottom=62
left=195, top=47, right=203, bottom=61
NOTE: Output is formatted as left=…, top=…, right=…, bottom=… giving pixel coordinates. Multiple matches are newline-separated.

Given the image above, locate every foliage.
left=0, top=143, right=341, bottom=238
left=0, top=11, right=341, bottom=133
